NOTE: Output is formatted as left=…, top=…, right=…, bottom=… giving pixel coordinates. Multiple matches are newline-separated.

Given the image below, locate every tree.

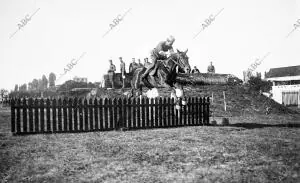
left=14, top=84, right=18, bottom=92
left=19, top=84, right=27, bottom=91
left=248, top=76, right=272, bottom=92
left=42, top=75, right=48, bottom=90
left=32, top=79, right=38, bottom=90
left=28, top=82, right=33, bottom=91
left=38, top=79, right=44, bottom=91
left=0, top=89, right=8, bottom=99
left=49, top=72, right=56, bottom=89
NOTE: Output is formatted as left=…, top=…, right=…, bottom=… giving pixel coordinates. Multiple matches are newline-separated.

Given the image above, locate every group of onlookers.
left=191, top=61, right=215, bottom=74
left=107, top=57, right=151, bottom=88
left=107, top=57, right=150, bottom=74
left=106, top=58, right=216, bottom=88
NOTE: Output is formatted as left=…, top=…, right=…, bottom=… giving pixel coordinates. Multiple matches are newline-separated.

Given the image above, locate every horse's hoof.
left=182, top=101, right=187, bottom=105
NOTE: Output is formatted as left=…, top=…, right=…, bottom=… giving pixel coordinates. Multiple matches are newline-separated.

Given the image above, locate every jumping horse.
left=130, top=49, right=191, bottom=108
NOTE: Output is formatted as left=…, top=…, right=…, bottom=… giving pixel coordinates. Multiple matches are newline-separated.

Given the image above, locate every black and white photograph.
left=0, top=0, right=299, bottom=182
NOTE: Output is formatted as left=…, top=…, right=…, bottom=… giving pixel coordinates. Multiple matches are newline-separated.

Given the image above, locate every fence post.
left=94, top=98, right=98, bottom=130
left=150, top=98, right=154, bottom=128
left=141, top=98, right=145, bottom=128
left=89, top=98, right=94, bottom=131
left=58, top=98, right=63, bottom=132
left=122, top=98, right=127, bottom=129
left=108, top=98, right=113, bottom=130
left=167, top=98, right=171, bottom=127
left=99, top=98, right=103, bottom=130
left=127, top=98, right=132, bottom=129
left=183, top=97, right=187, bottom=126
left=187, top=98, right=191, bottom=126
left=195, top=97, right=199, bottom=125
left=11, top=98, right=15, bottom=133
left=28, top=98, right=33, bottom=132
left=162, top=98, right=167, bottom=127
left=145, top=98, right=149, bottom=128
left=155, top=98, right=159, bottom=127
left=136, top=98, right=141, bottom=129
left=16, top=98, right=21, bottom=133
left=113, top=98, right=118, bottom=130
left=191, top=97, right=195, bottom=125
left=84, top=99, right=88, bottom=131
left=68, top=98, right=73, bottom=132
left=132, top=98, right=136, bottom=129
left=22, top=98, right=27, bottom=133
left=52, top=99, right=57, bottom=132
left=207, top=97, right=210, bottom=125
left=63, top=98, right=68, bottom=132
left=104, top=98, right=108, bottom=130
left=73, top=98, right=78, bottom=131
left=46, top=98, right=51, bottom=132
left=117, top=98, right=122, bottom=129
left=34, top=99, right=39, bottom=132
left=40, top=98, right=45, bottom=132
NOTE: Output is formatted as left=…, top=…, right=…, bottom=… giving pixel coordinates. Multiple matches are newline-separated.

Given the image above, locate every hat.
left=119, top=57, right=122, bottom=59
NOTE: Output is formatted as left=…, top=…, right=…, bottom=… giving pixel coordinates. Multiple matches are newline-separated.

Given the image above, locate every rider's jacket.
left=152, top=41, right=173, bottom=58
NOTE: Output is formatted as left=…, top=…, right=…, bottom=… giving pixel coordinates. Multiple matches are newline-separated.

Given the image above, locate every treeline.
left=14, top=72, right=56, bottom=92
left=10, top=76, right=97, bottom=98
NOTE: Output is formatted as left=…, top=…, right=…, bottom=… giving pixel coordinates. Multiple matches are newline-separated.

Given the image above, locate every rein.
left=168, top=54, right=184, bottom=70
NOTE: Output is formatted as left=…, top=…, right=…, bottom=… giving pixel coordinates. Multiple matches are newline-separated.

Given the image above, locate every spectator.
left=119, top=57, right=126, bottom=88
left=137, top=59, right=143, bottom=67
left=108, top=59, right=116, bottom=89
left=207, top=61, right=215, bottom=73
left=192, top=66, right=200, bottom=73
left=129, top=58, right=139, bottom=73
left=144, top=57, right=150, bottom=66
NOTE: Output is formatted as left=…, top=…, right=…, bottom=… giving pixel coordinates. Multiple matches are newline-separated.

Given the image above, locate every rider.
left=141, top=35, right=175, bottom=80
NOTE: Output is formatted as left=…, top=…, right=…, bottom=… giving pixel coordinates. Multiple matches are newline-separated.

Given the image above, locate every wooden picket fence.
left=11, top=97, right=210, bottom=135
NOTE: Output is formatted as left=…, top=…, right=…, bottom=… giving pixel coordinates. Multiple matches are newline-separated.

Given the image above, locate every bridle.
left=168, top=53, right=186, bottom=71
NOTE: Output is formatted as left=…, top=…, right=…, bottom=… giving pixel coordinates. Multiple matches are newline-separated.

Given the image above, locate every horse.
left=130, top=49, right=191, bottom=108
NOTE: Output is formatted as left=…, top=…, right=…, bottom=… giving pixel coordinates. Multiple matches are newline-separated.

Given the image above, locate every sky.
left=0, top=0, right=299, bottom=90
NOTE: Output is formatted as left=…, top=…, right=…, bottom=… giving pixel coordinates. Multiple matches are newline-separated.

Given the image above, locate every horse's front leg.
left=174, top=83, right=187, bottom=106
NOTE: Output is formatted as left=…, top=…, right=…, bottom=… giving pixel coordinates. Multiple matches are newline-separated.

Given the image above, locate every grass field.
left=1, top=106, right=300, bottom=182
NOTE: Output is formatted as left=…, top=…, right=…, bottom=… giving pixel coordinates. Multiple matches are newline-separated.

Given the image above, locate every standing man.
left=192, top=66, right=200, bottom=73
left=129, top=58, right=139, bottom=73
left=108, top=59, right=116, bottom=89
left=119, top=57, right=126, bottom=88
left=137, top=59, right=143, bottom=68
left=141, top=35, right=175, bottom=80
left=144, top=57, right=150, bottom=67
left=207, top=61, right=215, bottom=73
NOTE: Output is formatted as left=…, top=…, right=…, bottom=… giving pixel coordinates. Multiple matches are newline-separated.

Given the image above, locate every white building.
left=265, top=65, right=300, bottom=106
left=73, top=76, right=88, bottom=83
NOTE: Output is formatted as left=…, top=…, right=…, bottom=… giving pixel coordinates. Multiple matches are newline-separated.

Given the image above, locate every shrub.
left=247, top=76, right=272, bottom=92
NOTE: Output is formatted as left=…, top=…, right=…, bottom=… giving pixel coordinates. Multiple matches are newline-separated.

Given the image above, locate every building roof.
left=266, top=65, right=300, bottom=78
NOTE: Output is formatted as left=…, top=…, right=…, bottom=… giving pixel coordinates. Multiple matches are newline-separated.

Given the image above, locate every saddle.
left=147, top=60, right=167, bottom=76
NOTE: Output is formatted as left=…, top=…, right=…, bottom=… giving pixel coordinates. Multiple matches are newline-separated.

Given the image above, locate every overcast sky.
left=0, top=0, right=299, bottom=90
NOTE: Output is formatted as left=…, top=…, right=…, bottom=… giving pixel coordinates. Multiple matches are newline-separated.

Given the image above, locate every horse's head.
left=171, top=49, right=191, bottom=73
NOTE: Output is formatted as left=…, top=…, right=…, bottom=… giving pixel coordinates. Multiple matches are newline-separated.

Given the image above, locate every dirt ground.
left=0, top=106, right=299, bottom=183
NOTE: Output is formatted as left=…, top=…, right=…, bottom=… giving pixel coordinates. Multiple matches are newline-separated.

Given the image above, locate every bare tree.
left=42, top=75, right=48, bottom=90
left=49, top=72, right=56, bottom=89
left=32, top=79, right=38, bottom=90
left=14, top=84, right=18, bottom=92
